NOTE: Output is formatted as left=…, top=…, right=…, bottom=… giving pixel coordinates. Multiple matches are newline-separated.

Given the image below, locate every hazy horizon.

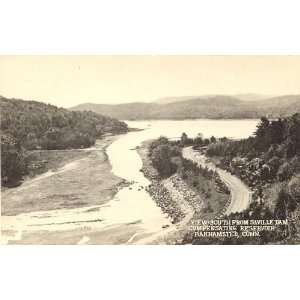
left=1, top=55, right=300, bottom=108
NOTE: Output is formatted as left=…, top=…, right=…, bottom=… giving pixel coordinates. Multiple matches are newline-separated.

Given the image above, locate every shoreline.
left=137, top=140, right=185, bottom=224
left=1, top=134, right=127, bottom=216
left=137, top=141, right=196, bottom=244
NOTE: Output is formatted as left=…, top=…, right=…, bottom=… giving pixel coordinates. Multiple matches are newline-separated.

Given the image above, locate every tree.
left=268, top=156, right=281, bottom=178
left=180, top=132, right=188, bottom=146
left=286, top=139, right=297, bottom=158
left=274, top=189, right=289, bottom=219
left=260, top=164, right=271, bottom=181
left=1, top=134, right=27, bottom=186
left=210, top=136, right=217, bottom=143
left=194, top=133, right=203, bottom=145
left=277, top=162, right=293, bottom=181
left=288, top=175, right=300, bottom=203
left=267, top=118, right=285, bottom=145
left=287, top=113, right=300, bottom=155
left=150, top=144, right=177, bottom=178
left=255, top=116, right=270, bottom=138
left=254, top=116, right=270, bottom=151
left=203, top=138, right=210, bottom=146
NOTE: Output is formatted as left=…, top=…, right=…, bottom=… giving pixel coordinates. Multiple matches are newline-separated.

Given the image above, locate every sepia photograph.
left=1, top=55, right=300, bottom=245
left=2, top=2, right=300, bottom=300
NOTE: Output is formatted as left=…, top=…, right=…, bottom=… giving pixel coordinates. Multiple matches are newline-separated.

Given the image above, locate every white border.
left=1, top=0, right=300, bottom=54
left=1, top=246, right=299, bottom=300
left=1, top=1, right=300, bottom=300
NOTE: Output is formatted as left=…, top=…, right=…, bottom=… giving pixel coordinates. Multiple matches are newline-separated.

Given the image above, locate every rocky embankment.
left=146, top=183, right=184, bottom=224
left=137, top=142, right=195, bottom=224
left=163, top=174, right=203, bottom=214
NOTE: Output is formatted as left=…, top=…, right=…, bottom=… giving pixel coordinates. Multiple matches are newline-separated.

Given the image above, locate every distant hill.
left=234, top=94, right=274, bottom=102
left=154, top=96, right=201, bottom=104
left=71, top=94, right=300, bottom=120
left=153, top=94, right=273, bottom=104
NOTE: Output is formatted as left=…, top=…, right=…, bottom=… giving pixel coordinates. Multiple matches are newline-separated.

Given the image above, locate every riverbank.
left=137, top=141, right=197, bottom=243
left=137, top=141, right=186, bottom=223
left=137, top=138, right=243, bottom=243
left=1, top=134, right=127, bottom=216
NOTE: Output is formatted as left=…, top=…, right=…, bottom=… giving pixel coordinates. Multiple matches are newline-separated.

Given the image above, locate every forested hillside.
left=201, top=114, right=300, bottom=244
left=0, top=96, right=128, bottom=186
left=206, top=114, right=300, bottom=184
left=71, top=95, right=300, bottom=120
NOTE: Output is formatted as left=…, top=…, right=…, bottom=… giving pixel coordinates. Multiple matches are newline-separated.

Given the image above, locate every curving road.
left=182, top=147, right=252, bottom=215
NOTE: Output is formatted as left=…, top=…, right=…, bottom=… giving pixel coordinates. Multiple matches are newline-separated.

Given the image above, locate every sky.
left=1, top=55, right=300, bottom=108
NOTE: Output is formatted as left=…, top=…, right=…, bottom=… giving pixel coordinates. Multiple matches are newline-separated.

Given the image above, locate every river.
left=1, top=119, right=258, bottom=244
left=103, top=119, right=258, bottom=243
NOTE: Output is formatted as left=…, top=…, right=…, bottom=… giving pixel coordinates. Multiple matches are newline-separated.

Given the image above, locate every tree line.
left=205, top=114, right=300, bottom=187
left=1, top=96, right=128, bottom=186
